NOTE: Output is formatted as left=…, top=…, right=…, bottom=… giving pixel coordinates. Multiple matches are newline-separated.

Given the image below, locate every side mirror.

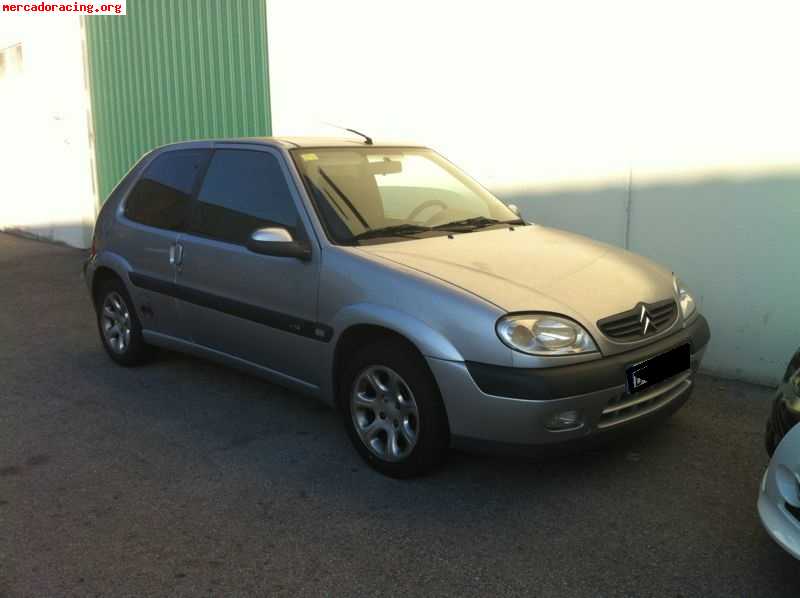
left=507, top=204, right=521, bottom=217
left=246, top=227, right=312, bottom=261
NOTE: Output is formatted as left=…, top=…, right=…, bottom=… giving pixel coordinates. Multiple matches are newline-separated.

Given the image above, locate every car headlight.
left=786, top=370, right=800, bottom=415
left=496, top=314, right=598, bottom=356
left=784, top=350, right=800, bottom=382
left=790, top=371, right=800, bottom=397
left=673, top=276, right=696, bottom=321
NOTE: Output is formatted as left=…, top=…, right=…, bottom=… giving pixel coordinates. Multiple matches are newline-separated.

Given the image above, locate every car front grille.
left=598, top=371, right=691, bottom=430
left=597, top=299, right=678, bottom=342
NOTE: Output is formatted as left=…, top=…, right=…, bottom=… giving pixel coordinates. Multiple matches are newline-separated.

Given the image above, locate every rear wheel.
left=95, top=278, right=152, bottom=366
left=340, top=339, right=449, bottom=478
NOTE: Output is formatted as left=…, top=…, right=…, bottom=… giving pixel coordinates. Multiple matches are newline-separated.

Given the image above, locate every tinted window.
left=124, top=150, right=209, bottom=230
left=189, top=150, right=300, bottom=245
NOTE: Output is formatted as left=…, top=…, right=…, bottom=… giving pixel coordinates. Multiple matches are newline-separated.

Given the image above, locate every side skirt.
left=142, top=330, right=323, bottom=401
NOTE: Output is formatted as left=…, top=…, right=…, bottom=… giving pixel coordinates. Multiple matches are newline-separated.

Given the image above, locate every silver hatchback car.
left=85, top=137, right=710, bottom=477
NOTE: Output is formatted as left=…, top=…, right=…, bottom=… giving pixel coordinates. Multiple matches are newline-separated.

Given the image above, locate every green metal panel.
left=85, top=0, right=271, bottom=202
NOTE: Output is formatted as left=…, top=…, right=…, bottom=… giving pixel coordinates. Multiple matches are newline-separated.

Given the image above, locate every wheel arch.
left=326, top=303, right=464, bottom=406
left=88, top=251, right=135, bottom=310
left=91, top=266, right=123, bottom=305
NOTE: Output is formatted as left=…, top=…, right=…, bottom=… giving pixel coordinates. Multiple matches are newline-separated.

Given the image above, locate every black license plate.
left=626, top=344, right=690, bottom=393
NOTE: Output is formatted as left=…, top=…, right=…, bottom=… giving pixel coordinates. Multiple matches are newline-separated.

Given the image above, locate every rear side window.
left=188, top=149, right=300, bottom=245
left=124, top=150, right=210, bottom=230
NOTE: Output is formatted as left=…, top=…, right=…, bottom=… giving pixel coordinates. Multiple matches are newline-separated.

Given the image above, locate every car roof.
left=155, top=136, right=428, bottom=151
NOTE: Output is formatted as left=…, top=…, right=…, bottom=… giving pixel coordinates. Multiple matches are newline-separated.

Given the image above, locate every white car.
left=758, top=422, right=800, bottom=559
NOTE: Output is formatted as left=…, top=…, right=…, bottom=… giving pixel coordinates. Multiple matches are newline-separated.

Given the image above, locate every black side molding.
left=466, top=315, right=710, bottom=401
left=128, top=272, right=333, bottom=342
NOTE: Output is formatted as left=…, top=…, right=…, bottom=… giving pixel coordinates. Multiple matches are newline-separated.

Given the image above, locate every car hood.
left=358, top=225, right=675, bottom=325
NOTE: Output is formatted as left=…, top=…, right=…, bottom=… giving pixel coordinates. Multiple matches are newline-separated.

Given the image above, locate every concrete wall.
left=268, top=0, right=800, bottom=385
left=0, top=16, right=96, bottom=248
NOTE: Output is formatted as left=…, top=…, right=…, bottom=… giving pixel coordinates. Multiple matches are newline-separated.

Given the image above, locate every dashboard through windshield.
left=291, top=147, right=521, bottom=244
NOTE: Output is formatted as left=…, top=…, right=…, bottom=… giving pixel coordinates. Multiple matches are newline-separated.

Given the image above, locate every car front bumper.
left=428, top=315, right=710, bottom=450
left=758, top=423, right=800, bottom=560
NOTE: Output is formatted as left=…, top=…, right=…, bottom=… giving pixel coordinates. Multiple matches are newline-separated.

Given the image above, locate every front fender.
left=319, top=303, right=464, bottom=404
left=330, top=303, right=464, bottom=362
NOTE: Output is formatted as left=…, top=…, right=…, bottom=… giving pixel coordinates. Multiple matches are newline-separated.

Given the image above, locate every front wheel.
left=340, top=340, right=450, bottom=478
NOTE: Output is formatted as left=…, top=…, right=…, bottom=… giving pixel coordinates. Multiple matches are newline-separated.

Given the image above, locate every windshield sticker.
left=301, top=153, right=318, bottom=161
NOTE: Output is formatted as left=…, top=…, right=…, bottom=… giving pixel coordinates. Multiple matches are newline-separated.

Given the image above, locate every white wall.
left=0, top=16, right=96, bottom=248
left=268, top=0, right=800, bottom=385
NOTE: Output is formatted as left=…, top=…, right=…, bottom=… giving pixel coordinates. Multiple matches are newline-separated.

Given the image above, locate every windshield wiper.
left=351, top=223, right=433, bottom=242
left=432, top=216, right=523, bottom=231
left=318, top=168, right=370, bottom=229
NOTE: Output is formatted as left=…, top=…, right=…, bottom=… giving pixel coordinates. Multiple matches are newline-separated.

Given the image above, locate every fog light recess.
left=545, top=410, right=583, bottom=431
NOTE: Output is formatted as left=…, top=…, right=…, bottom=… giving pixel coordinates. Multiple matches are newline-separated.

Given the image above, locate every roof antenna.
left=344, top=128, right=373, bottom=145
left=323, top=122, right=373, bottom=145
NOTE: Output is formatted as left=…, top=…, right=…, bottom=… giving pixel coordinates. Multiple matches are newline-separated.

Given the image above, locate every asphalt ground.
left=0, top=232, right=796, bottom=596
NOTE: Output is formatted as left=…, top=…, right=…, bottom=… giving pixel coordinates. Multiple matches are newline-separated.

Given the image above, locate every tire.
left=94, top=277, right=153, bottom=366
left=339, top=339, right=450, bottom=478
left=765, top=419, right=776, bottom=457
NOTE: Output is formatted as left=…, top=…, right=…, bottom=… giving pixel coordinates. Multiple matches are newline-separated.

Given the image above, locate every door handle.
left=169, top=243, right=184, bottom=266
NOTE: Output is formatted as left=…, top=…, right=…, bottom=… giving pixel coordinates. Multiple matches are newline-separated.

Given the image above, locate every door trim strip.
left=128, top=272, right=333, bottom=342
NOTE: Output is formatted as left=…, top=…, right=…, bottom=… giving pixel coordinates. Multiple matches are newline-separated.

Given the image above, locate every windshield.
left=291, top=147, right=521, bottom=244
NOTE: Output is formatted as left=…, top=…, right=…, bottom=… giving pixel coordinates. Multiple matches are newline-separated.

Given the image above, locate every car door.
left=115, top=148, right=211, bottom=340
left=175, top=146, right=324, bottom=386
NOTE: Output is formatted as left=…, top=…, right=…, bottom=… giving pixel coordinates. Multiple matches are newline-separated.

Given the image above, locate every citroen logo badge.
left=639, top=304, right=656, bottom=336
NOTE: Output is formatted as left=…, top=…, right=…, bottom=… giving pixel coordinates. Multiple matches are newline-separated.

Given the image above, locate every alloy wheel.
left=350, top=365, right=420, bottom=462
left=101, top=291, right=132, bottom=354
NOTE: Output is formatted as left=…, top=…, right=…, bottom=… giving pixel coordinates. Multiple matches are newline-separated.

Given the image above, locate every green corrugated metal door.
left=85, top=0, right=271, bottom=202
